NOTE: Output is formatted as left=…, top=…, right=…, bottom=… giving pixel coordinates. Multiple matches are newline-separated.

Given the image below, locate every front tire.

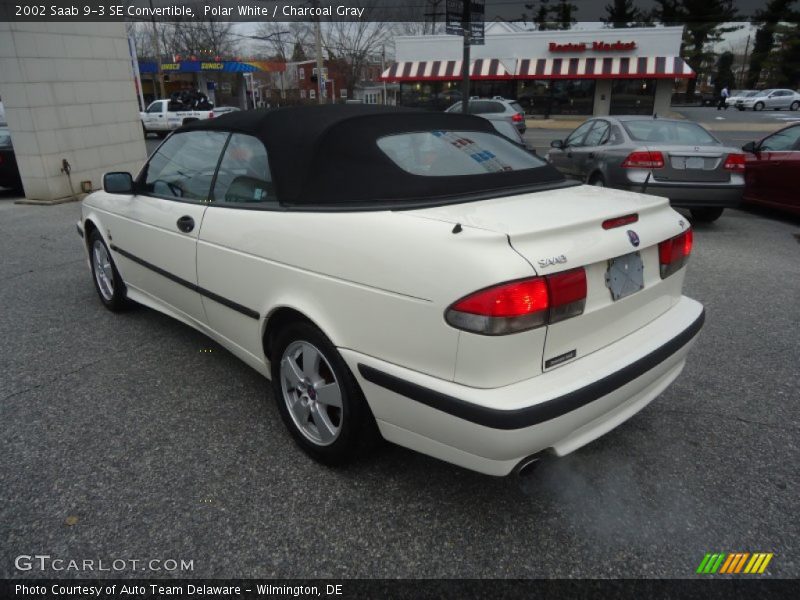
left=690, top=207, right=724, bottom=223
left=271, top=321, right=379, bottom=465
left=754, top=101, right=765, bottom=111
left=791, top=101, right=800, bottom=111
left=88, top=229, right=128, bottom=311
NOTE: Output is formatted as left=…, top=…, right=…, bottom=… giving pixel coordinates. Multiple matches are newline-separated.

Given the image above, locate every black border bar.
left=109, top=244, right=259, bottom=320
left=1, top=578, right=795, bottom=600
left=359, top=309, right=705, bottom=430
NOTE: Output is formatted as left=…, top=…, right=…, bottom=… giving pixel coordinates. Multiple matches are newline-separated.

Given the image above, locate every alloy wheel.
left=280, top=340, right=343, bottom=446
left=92, top=240, right=115, bottom=301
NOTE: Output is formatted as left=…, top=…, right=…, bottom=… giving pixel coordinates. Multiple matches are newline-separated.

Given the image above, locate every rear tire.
left=271, top=321, right=380, bottom=466
left=690, top=207, right=724, bottom=223
left=589, top=173, right=605, bottom=187
left=88, top=229, right=129, bottom=311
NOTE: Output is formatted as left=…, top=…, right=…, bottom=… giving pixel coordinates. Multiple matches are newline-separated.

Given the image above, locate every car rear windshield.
left=511, top=102, right=524, bottom=113
left=622, top=121, right=718, bottom=145
left=377, top=130, right=546, bottom=176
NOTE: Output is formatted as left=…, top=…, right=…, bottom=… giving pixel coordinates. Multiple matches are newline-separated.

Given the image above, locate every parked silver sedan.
left=546, top=116, right=744, bottom=222
left=735, top=89, right=800, bottom=111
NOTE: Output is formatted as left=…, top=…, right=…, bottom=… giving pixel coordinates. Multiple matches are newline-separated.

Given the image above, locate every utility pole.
left=740, top=34, right=751, bottom=89
left=314, top=0, right=325, bottom=105
left=148, top=0, right=165, bottom=99
left=461, top=0, right=471, bottom=114
left=381, top=45, right=387, bottom=105
left=425, top=0, right=445, bottom=35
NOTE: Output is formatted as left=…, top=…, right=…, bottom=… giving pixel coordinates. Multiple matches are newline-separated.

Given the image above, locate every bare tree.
left=322, top=3, right=394, bottom=95
left=254, top=22, right=313, bottom=62
left=166, top=19, right=238, bottom=58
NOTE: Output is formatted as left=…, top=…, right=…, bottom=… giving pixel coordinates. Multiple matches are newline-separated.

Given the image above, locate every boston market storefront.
left=380, top=24, right=694, bottom=116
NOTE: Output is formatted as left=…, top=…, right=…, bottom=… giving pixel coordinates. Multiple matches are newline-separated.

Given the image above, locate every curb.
left=14, top=193, right=86, bottom=206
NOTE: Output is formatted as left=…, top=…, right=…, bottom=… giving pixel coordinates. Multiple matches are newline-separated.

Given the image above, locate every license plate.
left=605, top=252, right=644, bottom=301
left=685, top=157, right=704, bottom=169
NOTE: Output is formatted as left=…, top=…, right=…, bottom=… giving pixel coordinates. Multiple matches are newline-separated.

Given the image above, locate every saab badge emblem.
left=627, top=230, right=640, bottom=247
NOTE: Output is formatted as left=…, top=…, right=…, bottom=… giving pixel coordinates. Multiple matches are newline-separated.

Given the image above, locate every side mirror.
left=103, top=172, right=134, bottom=194
left=741, top=141, right=758, bottom=153
left=550, top=139, right=564, bottom=149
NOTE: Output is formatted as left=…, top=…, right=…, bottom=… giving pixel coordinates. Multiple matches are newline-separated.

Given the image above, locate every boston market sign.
left=549, top=41, right=638, bottom=52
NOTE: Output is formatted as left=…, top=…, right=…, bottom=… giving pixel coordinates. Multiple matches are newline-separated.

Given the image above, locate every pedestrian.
left=718, top=85, right=729, bottom=110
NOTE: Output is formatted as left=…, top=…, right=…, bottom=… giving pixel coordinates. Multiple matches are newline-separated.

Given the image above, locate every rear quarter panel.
left=196, top=207, right=536, bottom=382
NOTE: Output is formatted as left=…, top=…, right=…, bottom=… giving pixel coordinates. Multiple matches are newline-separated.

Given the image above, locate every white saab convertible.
left=78, top=106, right=704, bottom=476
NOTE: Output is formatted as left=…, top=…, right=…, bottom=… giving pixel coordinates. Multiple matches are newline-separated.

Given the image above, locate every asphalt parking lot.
left=1, top=177, right=798, bottom=579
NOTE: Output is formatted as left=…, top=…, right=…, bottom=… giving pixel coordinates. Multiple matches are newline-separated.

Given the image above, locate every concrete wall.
left=594, top=80, right=613, bottom=116
left=0, top=22, right=147, bottom=202
left=654, top=80, right=673, bottom=116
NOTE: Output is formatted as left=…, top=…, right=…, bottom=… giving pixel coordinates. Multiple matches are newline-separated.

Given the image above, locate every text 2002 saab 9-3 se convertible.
left=77, top=106, right=704, bottom=476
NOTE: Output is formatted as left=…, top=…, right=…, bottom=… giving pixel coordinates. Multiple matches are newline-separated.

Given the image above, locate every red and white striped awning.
left=379, top=59, right=515, bottom=82
left=516, top=56, right=695, bottom=79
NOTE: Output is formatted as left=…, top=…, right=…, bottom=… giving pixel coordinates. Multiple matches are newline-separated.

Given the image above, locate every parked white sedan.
left=78, top=106, right=704, bottom=476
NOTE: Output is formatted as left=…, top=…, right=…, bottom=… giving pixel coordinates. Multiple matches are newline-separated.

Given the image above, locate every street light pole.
left=148, top=0, right=165, bottom=99
left=314, top=0, right=325, bottom=105
left=461, top=0, right=471, bottom=114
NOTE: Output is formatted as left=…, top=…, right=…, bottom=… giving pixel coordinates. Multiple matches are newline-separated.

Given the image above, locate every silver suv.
left=445, top=98, right=527, bottom=133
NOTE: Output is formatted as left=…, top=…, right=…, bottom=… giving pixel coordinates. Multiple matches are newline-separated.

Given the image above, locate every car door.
left=105, top=129, right=229, bottom=325
left=571, top=120, right=610, bottom=180
left=549, top=120, right=595, bottom=178
left=745, top=125, right=800, bottom=205
left=768, top=91, right=788, bottom=109
left=196, top=133, right=279, bottom=362
left=143, top=100, right=165, bottom=130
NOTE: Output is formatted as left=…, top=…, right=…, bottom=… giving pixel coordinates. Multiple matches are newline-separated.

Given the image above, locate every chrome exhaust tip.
left=513, top=453, right=544, bottom=478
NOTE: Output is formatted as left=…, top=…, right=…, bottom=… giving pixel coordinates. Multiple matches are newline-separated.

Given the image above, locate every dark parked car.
left=0, top=123, right=22, bottom=191
left=546, top=116, right=744, bottom=222
left=742, top=123, right=800, bottom=216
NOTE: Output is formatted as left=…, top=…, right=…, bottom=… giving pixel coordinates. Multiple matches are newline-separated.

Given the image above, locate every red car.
left=742, top=123, right=800, bottom=216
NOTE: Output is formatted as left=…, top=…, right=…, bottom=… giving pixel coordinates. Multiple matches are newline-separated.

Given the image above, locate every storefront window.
left=517, top=80, right=595, bottom=116
left=610, top=79, right=656, bottom=115
left=400, top=82, right=462, bottom=111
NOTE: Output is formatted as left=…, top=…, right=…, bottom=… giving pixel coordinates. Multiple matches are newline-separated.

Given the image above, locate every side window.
left=565, top=121, right=594, bottom=147
left=142, top=130, right=228, bottom=201
left=760, top=127, right=800, bottom=151
left=211, top=133, right=276, bottom=204
left=146, top=102, right=162, bottom=113
left=583, top=121, right=610, bottom=147
left=607, top=125, right=624, bottom=145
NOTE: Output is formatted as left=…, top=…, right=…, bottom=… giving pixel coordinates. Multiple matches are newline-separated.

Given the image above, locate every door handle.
left=588, top=152, right=595, bottom=158
left=176, top=215, right=195, bottom=233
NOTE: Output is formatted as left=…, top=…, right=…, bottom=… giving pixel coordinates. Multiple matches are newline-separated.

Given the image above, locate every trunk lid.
left=408, top=185, right=688, bottom=371
left=650, top=144, right=731, bottom=183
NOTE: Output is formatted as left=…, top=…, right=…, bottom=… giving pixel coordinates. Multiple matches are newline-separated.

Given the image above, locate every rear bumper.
left=343, top=296, right=704, bottom=476
left=621, top=181, right=743, bottom=206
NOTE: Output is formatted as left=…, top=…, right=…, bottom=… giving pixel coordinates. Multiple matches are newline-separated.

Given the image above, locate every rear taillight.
left=622, top=151, right=665, bottom=169
left=208, top=111, right=214, bottom=119
left=512, top=113, right=524, bottom=123
left=445, top=268, right=587, bottom=335
left=723, top=153, right=745, bottom=171
left=658, top=228, right=693, bottom=279
left=602, top=213, right=639, bottom=229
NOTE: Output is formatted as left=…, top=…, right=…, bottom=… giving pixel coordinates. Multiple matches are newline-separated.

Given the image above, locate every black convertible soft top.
left=180, top=105, right=566, bottom=207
